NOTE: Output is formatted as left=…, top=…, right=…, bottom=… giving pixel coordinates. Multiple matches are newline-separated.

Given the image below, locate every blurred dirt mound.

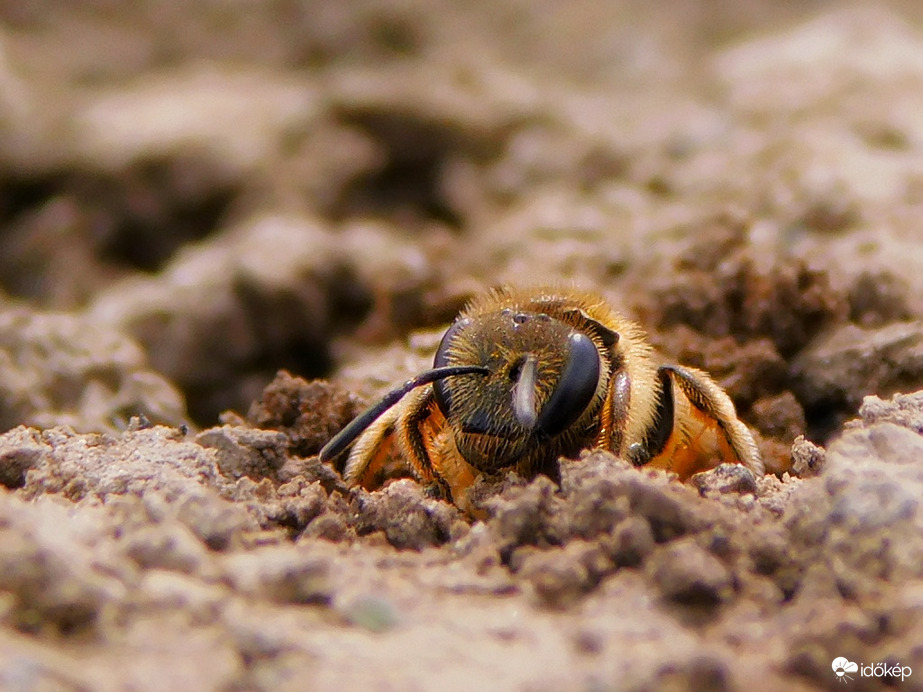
left=0, top=306, right=186, bottom=436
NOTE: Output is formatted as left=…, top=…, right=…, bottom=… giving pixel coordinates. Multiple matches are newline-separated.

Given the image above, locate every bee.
left=320, top=287, right=763, bottom=513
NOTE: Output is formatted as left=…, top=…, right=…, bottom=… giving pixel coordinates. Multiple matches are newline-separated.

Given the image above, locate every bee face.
left=320, top=286, right=764, bottom=514
left=431, top=308, right=606, bottom=473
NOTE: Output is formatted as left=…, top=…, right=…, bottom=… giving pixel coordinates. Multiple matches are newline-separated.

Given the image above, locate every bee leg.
left=397, top=387, right=481, bottom=513
left=643, top=365, right=763, bottom=480
left=343, top=406, right=403, bottom=489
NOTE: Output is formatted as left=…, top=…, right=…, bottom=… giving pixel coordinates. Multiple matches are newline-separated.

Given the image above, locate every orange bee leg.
left=646, top=365, right=763, bottom=481
left=343, top=406, right=404, bottom=490
left=396, top=388, right=481, bottom=513
left=344, top=387, right=482, bottom=513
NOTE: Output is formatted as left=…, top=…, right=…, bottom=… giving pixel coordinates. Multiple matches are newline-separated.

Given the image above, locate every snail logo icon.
left=832, top=657, right=859, bottom=683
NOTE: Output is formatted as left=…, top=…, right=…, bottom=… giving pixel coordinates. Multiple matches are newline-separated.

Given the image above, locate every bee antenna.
left=319, top=365, right=489, bottom=462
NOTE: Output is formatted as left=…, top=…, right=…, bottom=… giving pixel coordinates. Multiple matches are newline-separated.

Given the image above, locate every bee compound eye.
left=535, top=332, right=601, bottom=437
left=433, top=317, right=471, bottom=415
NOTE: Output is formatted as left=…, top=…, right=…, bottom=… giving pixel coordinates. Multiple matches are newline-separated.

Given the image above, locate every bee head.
left=432, top=308, right=609, bottom=472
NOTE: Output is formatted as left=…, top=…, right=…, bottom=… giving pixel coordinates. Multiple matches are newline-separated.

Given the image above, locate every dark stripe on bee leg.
left=397, top=388, right=441, bottom=485
left=319, top=365, right=488, bottom=462
left=659, top=364, right=734, bottom=444
left=660, top=365, right=722, bottom=417
left=629, top=368, right=674, bottom=466
left=658, top=364, right=763, bottom=474
left=400, top=390, right=459, bottom=500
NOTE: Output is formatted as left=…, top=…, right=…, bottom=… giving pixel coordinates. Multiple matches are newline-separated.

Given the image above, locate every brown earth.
left=1, top=2, right=923, bottom=690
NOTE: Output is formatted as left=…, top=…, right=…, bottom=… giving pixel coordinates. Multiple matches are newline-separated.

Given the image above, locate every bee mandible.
left=320, top=287, right=763, bottom=513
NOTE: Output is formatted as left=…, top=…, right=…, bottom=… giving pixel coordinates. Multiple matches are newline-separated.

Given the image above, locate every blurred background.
left=2, top=0, right=923, bottom=455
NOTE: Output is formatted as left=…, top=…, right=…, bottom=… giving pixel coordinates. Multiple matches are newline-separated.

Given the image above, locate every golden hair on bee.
left=320, top=286, right=762, bottom=514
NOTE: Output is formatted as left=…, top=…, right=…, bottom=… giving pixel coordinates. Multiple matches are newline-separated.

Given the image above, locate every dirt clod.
left=351, top=480, right=466, bottom=550
left=789, top=435, right=826, bottom=478
left=0, top=308, right=187, bottom=433
left=647, top=538, right=733, bottom=607
left=692, top=463, right=759, bottom=497
left=196, top=426, right=289, bottom=481
left=792, top=321, right=923, bottom=437
left=244, top=371, right=363, bottom=460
